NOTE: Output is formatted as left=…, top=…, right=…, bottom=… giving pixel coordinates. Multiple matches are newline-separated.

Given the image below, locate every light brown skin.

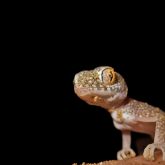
left=73, top=66, right=165, bottom=161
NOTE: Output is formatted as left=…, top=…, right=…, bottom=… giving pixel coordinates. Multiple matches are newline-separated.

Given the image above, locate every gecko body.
left=73, top=66, right=165, bottom=161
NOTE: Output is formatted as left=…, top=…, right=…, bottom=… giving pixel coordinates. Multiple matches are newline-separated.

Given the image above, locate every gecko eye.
left=101, top=68, right=116, bottom=85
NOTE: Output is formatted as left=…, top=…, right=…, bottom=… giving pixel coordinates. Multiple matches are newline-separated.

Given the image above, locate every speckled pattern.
left=74, top=66, right=165, bottom=161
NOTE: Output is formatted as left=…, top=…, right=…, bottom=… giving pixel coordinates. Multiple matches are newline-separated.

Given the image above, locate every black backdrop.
left=25, top=49, right=164, bottom=165
left=13, top=14, right=165, bottom=165
left=4, top=5, right=165, bottom=165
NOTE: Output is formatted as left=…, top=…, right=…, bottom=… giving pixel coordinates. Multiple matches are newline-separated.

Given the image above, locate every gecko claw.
left=117, top=148, right=136, bottom=160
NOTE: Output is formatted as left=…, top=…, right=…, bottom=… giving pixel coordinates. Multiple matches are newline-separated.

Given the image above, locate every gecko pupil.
left=109, top=74, right=112, bottom=80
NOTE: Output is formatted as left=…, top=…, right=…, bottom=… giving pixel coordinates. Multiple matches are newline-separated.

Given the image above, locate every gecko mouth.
left=74, top=85, right=117, bottom=99
left=74, top=83, right=121, bottom=92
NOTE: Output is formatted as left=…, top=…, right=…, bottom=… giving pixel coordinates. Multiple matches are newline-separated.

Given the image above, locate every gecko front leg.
left=117, top=130, right=136, bottom=160
left=143, top=114, right=165, bottom=161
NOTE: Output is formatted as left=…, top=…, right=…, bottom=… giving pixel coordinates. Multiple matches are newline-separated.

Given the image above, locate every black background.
left=27, top=48, right=164, bottom=165
left=9, top=10, right=165, bottom=165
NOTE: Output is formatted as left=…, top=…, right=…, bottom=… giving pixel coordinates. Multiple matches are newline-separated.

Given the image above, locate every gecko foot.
left=143, top=143, right=165, bottom=161
left=117, top=148, right=136, bottom=160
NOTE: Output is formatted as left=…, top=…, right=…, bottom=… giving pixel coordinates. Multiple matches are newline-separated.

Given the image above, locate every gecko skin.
left=73, top=66, right=165, bottom=161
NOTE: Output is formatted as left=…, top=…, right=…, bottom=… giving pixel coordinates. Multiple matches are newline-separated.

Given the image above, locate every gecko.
left=73, top=66, right=165, bottom=161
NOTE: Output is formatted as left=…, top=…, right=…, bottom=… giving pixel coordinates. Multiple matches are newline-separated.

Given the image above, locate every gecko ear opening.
left=101, top=67, right=116, bottom=85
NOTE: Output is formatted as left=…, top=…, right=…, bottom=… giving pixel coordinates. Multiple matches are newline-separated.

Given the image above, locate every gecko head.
left=73, top=66, right=128, bottom=109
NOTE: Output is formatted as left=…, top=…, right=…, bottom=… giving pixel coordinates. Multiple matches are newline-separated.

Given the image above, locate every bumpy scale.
left=73, top=66, right=165, bottom=161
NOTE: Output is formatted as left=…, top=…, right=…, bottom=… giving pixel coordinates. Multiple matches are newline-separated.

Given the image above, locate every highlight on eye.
left=101, top=67, right=116, bottom=85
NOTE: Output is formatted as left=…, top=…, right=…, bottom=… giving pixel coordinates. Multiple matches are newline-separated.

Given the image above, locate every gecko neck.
left=107, top=97, right=130, bottom=113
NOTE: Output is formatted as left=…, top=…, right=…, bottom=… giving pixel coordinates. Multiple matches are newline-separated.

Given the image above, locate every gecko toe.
left=117, top=148, right=136, bottom=160
left=144, top=143, right=165, bottom=161
left=160, top=144, right=165, bottom=160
